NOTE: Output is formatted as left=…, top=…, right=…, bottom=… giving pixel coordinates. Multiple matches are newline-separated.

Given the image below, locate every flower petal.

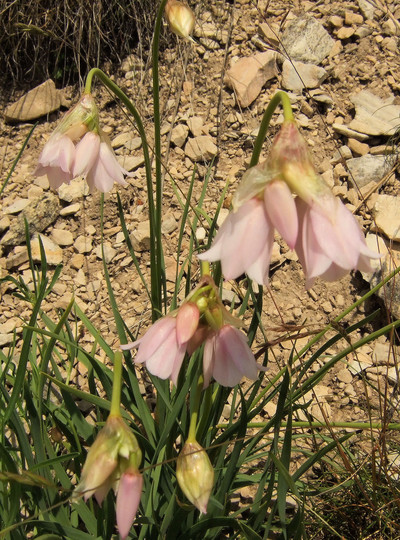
left=264, top=180, right=298, bottom=249
left=116, top=471, right=143, bottom=540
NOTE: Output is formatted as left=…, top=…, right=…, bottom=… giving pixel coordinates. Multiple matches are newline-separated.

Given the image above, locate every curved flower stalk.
left=122, top=276, right=258, bottom=388
left=73, top=414, right=142, bottom=539
left=34, top=93, right=129, bottom=192
left=176, top=439, right=214, bottom=513
left=199, top=116, right=381, bottom=287
left=165, top=0, right=195, bottom=42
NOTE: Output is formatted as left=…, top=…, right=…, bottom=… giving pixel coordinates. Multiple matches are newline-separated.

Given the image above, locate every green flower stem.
left=250, top=90, right=294, bottom=167
left=110, top=351, right=123, bottom=417
left=216, top=421, right=400, bottom=430
left=200, top=261, right=211, bottom=277
left=84, top=67, right=160, bottom=319
left=251, top=265, right=400, bottom=410
left=188, top=375, right=204, bottom=442
left=152, top=0, right=169, bottom=316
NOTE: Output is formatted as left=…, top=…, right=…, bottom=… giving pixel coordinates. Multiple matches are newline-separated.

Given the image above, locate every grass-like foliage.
left=1, top=1, right=400, bottom=539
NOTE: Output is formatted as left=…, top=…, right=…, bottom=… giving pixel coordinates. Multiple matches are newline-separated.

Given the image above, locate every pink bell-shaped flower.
left=34, top=93, right=128, bottom=193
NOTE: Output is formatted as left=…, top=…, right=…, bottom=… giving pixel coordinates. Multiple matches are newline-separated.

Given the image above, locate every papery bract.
left=73, top=416, right=142, bottom=511
left=176, top=440, right=214, bottom=514
left=165, top=0, right=195, bottom=41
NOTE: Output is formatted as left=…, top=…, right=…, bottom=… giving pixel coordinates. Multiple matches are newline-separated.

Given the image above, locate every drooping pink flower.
left=34, top=93, right=128, bottom=193
left=203, top=325, right=258, bottom=388
left=121, top=303, right=200, bottom=385
left=116, top=469, right=143, bottom=540
left=198, top=181, right=297, bottom=285
left=295, top=196, right=381, bottom=288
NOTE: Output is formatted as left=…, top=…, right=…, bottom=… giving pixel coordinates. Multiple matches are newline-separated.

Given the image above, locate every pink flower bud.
left=116, top=469, right=143, bottom=540
left=177, top=440, right=214, bottom=514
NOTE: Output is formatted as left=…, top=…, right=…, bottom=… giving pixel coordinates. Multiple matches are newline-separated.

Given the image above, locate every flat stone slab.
left=280, top=15, right=334, bottom=64
left=4, top=80, right=64, bottom=122
left=348, top=90, right=400, bottom=137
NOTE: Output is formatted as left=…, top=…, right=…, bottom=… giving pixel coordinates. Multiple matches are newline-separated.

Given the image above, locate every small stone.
left=358, top=0, right=375, bottom=20
left=74, top=235, right=93, bottom=254
left=120, top=155, right=145, bottom=172
left=330, top=145, right=352, bottom=165
left=4, top=80, right=64, bottom=122
left=346, top=155, right=388, bottom=188
left=3, top=199, right=31, bottom=215
left=337, top=368, right=353, bottom=384
left=95, top=243, right=116, bottom=263
left=321, top=301, right=332, bottom=314
left=51, top=228, right=74, bottom=246
left=0, top=193, right=60, bottom=247
left=196, top=227, right=206, bottom=242
left=187, top=116, right=204, bottom=137
left=337, top=27, right=355, bottom=40
left=31, top=234, right=63, bottom=265
left=258, top=22, right=280, bottom=46
left=347, top=138, right=369, bottom=156
left=0, top=216, right=10, bottom=233
left=6, top=248, right=29, bottom=269
left=171, top=124, right=189, bottom=147
left=161, top=214, right=177, bottom=234
left=373, top=195, right=400, bottom=241
left=349, top=90, right=400, bottom=137
left=332, top=123, right=369, bottom=141
left=70, top=253, right=85, bottom=269
left=60, top=203, right=81, bottom=216
left=224, top=51, right=278, bottom=107
left=281, top=60, right=328, bottom=92
left=58, top=178, right=89, bottom=202
left=280, top=15, right=334, bottom=64
left=184, top=136, right=218, bottom=162
left=130, top=220, right=151, bottom=251
left=329, top=16, right=344, bottom=28
left=344, top=11, right=364, bottom=25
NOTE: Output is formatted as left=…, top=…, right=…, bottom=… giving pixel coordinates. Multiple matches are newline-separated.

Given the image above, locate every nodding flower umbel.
left=34, top=93, right=129, bottom=193
left=122, top=276, right=259, bottom=388
left=198, top=120, right=381, bottom=287
left=73, top=415, right=142, bottom=540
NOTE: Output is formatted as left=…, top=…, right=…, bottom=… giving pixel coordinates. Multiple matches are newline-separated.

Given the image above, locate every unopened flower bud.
left=177, top=440, right=214, bottom=514
left=165, top=0, right=195, bottom=41
left=74, top=415, right=141, bottom=505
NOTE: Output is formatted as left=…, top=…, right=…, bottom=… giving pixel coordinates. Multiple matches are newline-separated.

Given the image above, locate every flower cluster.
left=198, top=121, right=381, bottom=288
left=34, top=94, right=129, bottom=193
left=73, top=415, right=142, bottom=540
left=122, top=275, right=258, bottom=388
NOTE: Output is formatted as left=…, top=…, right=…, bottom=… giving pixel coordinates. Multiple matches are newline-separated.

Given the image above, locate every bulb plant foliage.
left=1, top=2, right=399, bottom=540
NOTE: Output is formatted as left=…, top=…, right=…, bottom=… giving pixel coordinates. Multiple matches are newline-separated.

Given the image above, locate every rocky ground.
left=1, top=0, right=400, bottom=465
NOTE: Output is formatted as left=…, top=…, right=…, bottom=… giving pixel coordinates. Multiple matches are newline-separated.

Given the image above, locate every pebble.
left=3, top=199, right=31, bottom=214
left=74, top=235, right=93, bottom=254
left=95, top=243, right=117, bottom=263
left=280, top=15, right=334, bottom=64
left=58, top=178, right=89, bottom=202
left=51, top=228, right=74, bottom=246
left=171, top=124, right=189, bottom=148
left=187, top=117, right=204, bottom=137
left=60, top=203, right=81, bottom=216
left=31, top=234, right=63, bottom=265
left=372, top=194, right=400, bottom=241
left=184, top=136, right=218, bottom=162
left=346, top=155, right=388, bottom=188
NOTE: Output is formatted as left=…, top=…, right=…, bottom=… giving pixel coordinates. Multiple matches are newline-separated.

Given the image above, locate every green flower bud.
left=177, top=440, right=214, bottom=514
